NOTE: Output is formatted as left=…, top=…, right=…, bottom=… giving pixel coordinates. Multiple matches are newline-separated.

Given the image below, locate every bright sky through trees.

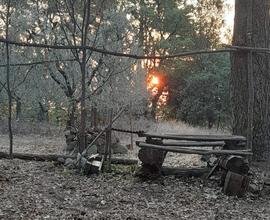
left=225, top=0, right=234, bottom=30
left=221, top=0, right=235, bottom=42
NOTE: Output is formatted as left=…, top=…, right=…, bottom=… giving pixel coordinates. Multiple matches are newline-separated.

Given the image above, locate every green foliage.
left=175, top=54, right=231, bottom=127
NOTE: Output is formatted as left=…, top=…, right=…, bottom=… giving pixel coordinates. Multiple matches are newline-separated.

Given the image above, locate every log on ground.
left=161, top=167, right=210, bottom=178
left=0, top=151, right=138, bottom=165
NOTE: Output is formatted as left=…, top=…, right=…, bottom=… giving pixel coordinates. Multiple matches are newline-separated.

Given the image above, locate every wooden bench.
left=136, top=133, right=251, bottom=180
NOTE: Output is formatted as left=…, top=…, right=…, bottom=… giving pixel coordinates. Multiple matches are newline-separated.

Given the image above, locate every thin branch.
left=0, top=58, right=76, bottom=68
left=56, top=62, right=74, bottom=96
left=1, top=39, right=269, bottom=60
left=87, top=54, right=104, bottom=86
left=90, top=64, right=131, bottom=97
left=47, top=66, right=69, bottom=95
left=14, top=66, right=34, bottom=89
left=0, top=38, right=237, bottom=59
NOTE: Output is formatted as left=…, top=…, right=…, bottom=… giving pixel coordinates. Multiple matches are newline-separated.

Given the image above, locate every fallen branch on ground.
left=0, top=151, right=138, bottom=165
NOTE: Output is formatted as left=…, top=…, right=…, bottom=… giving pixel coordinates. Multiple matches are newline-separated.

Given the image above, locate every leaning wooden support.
left=137, top=142, right=253, bottom=156
left=82, top=106, right=126, bottom=157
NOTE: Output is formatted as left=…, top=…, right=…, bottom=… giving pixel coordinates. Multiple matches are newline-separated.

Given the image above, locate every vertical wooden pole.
left=5, top=0, right=13, bottom=158
left=247, top=0, right=254, bottom=151
left=104, top=108, right=110, bottom=165
left=129, top=101, right=134, bottom=150
left=108, top=108, right=113, bottom=172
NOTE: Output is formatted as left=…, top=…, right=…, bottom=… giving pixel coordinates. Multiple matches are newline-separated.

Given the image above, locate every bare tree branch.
left=0, top=38, right=239, bottom=60
left=0, top=58, right=76, bottom=68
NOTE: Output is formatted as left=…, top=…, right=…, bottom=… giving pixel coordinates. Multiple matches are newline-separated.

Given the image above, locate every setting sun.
left=147, top=74, right=161, bottom=90
left=151, top=76, right=159, bottom=86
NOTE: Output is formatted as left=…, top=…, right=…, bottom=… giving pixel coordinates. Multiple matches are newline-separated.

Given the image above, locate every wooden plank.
left=162, top=141, right=225, bottom=147
left=137, top=142, right=253, bottom=156
left=139, top=133, right=247, bottom=142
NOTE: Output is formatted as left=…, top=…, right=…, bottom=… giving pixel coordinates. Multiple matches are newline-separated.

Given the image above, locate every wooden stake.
left=104, top=110, right=109, bottom=163
left=129, top=101, right=134, bottom=150
left=5, top=0, right=13, bottom=158
left=246, top=0, right=254, bottom=151
left=108, top=108, right=113, bottom=172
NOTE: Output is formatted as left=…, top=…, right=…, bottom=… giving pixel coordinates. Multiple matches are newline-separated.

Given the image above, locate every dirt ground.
left=0, top=133, right=270, bottom=220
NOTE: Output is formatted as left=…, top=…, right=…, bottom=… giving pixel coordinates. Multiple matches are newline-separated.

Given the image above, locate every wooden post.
left=104, top=110, right=109, bottom=163
left=5, top=0, right=13, bottom=158
left=246, top=0, right=254, bottom=151
left=129, top=101, right=134, bottom=150
left=108, top=108, right=113, bottom=172
left=104, top=108, right=113, bottom=172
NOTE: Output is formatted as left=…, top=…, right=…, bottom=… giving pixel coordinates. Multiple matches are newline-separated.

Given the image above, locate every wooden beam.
left=162, top=141, right=225, bottom=147
left=137, top=142, right=253, bottom=156
left=139, top=133, right=247, bottom=142
left=0, top=151, right=75, bottom=162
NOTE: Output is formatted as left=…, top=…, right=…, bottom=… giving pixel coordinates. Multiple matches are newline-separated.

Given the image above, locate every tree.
left=164, top=0, right=228, bottom=122
left=176, top=53, right=230, bottom=128
left=128, top=0, right=195, bottom=118
left=231, top=0, right=270, bottom=160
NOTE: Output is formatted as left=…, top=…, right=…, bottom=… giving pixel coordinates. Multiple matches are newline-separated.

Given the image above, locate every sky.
left=221, top=0, right=235, bottom=42
left=224, top=0, right=235, bottom=30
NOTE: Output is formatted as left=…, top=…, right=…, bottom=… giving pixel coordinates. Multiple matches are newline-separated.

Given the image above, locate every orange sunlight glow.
left=151, top=76, right=159, bottom=86
left=147, top=74, right=160, bottom=90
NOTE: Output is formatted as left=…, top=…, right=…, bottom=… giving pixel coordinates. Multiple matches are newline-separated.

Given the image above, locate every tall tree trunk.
left=79, top=0, right=91, bottom=153
left=231, top=0, right=270, bottom=160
